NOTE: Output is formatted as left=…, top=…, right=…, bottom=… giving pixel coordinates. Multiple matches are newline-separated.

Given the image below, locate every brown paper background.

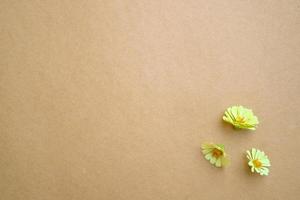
left=1, top=1, right=300, bottom=199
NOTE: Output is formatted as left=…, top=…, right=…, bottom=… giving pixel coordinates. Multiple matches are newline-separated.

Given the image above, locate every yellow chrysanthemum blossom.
left=246, top=148, right=271, bottom=176
left=223, top=105, right=259, bottom=130
left=201, top=143, right=229, bottom=167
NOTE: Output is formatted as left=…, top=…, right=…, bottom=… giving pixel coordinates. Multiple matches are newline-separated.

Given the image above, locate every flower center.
left=236, top=116, right=245, bottom=123
left=253, top=159, right=262, bottom=168
left=212, top=149, right=223, bottom=158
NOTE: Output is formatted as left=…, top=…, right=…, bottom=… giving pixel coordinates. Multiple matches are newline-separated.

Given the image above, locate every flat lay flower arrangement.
left=202, top=105, right=271, bottom=176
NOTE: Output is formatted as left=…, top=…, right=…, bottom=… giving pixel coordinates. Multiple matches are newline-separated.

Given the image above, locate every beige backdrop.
left=1, top=1, right=300, bottom=199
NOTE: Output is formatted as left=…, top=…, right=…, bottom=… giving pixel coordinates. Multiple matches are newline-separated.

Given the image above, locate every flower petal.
left=210, top=156, right=217, bottom=164
left=246, top=150, right=252, bottom=160
left=215, top=158, right=222, bottom=167
left=205, top=153, right=212, bottom=160
left=252, top=148, right=257, bottom=159
left=202, top=148, right=213, bottom=154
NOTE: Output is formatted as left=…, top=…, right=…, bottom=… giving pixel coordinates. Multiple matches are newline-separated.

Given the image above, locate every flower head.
left=201, top=143, right=229, bottom=167
left=246, top=148, right=271, bottom=176
left=223, top=105, right=259, bottom=130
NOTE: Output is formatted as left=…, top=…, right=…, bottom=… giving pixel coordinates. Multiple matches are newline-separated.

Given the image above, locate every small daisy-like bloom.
left=223, top=105, right=259, bottom=130
left=201, top=143, right=229, bottom=167
left=246, top=148, right=271, bottom=176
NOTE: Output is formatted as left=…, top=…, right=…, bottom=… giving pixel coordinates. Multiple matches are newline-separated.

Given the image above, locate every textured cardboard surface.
left=1, top=1, right=300, bottom=199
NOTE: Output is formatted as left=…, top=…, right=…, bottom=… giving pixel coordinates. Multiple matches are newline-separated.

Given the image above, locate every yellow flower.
left=223, top=105, right=259, bottom=130
left=246, top=148, right=271, bottom=176
left=201, top=143, right=229, bottom=167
